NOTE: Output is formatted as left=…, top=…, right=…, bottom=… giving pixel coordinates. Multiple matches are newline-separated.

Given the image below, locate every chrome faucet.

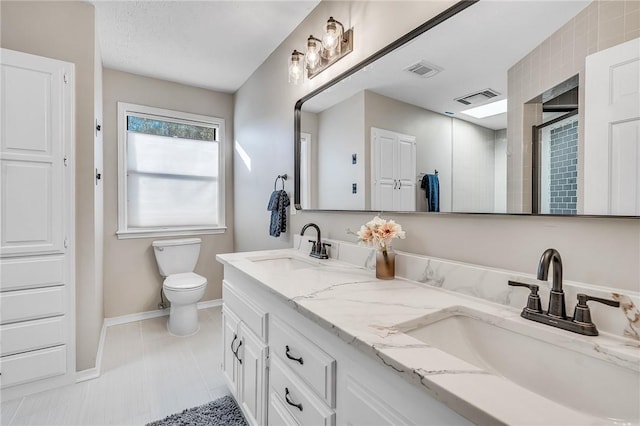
left=300, top=223, right=329, bottom=259
left=509, top=248, right=620, bottom=336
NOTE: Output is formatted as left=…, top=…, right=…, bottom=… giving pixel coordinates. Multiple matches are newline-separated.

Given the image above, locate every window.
left=117, top=102, right=226, bottom=239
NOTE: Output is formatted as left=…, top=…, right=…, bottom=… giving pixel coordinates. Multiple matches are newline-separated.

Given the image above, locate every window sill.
left=116, top=226, right=227, bottom=240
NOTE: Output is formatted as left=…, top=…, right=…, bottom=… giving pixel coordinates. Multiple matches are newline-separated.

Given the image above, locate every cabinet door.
left=222, top=307, right=240, bottom=397
left=1, top=49, right=71, bottom=257
left=238, top=323, right=267, bottom=426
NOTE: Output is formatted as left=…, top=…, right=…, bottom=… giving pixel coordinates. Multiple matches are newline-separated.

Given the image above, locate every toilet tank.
left=152, top=238, right=202, bottom=276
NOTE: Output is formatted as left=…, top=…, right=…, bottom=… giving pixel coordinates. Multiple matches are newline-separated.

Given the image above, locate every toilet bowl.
left=152, top=238, right=207, bottom=336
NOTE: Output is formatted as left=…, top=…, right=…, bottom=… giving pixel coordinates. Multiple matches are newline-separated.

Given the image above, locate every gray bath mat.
left=146, top=395, right=248, bottom=426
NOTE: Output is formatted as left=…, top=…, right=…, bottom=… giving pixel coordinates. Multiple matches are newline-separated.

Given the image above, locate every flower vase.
left=375, top=248, right=395, bottom=280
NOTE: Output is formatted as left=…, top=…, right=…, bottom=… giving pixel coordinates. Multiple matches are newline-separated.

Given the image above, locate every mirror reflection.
left=297, top=1, right=640, bottom=216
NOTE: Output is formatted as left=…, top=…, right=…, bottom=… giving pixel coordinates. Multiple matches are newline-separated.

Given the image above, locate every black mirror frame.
left=293, top=0, right=639, bottom=220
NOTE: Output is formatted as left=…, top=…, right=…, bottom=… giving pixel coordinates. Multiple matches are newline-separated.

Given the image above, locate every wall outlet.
left=352, top=183, right=357, bottom=194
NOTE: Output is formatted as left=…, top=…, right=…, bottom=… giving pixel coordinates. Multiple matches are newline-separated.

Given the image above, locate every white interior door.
left=371, top=128, right=396, bottom=210
left=371, top=128, right=416, bottom=211
left=396, top=134, right=417, bottom=211
left=584, top=37, right=640, bottom=215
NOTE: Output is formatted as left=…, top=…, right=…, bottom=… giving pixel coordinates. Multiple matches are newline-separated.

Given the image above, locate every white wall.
left=233, top=0, right=640, bottom=292
left=317, top=92, right=365, bottom=209
left=494, top=129, right=507, bottom=213
left=102, top=69, right=234, bottom=318
left=451, top=119, right=496, bottom=213
left=233, top=1, right=460, bottom=251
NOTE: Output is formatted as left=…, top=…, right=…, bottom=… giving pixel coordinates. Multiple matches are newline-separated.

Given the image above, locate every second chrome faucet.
left=509, top=248, right=619, bottom=336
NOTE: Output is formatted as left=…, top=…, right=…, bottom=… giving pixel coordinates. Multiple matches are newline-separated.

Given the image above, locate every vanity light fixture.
left=288, top=16, right=353, bottom=83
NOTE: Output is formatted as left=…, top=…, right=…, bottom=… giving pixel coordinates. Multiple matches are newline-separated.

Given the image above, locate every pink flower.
left=356, top=216, right=406, bottom=252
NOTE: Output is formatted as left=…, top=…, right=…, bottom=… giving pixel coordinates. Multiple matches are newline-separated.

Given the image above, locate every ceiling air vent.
left=403, top=60, right=442, bottom=78
left=455, top=89, right=500, bottom=105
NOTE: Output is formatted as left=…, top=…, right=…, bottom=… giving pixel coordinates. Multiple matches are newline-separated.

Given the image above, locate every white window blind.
left=127, top=132, right=219, bottom=227
left=117, top=102, right=226, bottom=239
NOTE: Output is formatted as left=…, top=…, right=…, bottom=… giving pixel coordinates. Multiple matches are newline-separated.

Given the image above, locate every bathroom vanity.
left=217, top=240, right=640, bottom=425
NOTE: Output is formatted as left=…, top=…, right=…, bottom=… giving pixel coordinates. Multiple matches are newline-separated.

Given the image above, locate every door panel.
left=584, top=38, right=640, bottom=215
left=239, top=323, right=267, bottom=426
left=1, top=50, right=66, bottom=256
left=222, top=307, right=240, bottom=397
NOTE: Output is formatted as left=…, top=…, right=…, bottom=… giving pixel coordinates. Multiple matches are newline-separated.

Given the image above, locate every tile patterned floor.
left=1, top=307, right=228, bottom=425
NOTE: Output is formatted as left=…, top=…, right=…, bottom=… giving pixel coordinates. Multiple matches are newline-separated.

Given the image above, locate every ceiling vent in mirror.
left=404, top=60, right=442, bottom=78
left=455, top=88, right=500, bottom=105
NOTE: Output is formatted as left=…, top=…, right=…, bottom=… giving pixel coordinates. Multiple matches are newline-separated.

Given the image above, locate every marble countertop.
left=217, top=248, right=640, bottom=426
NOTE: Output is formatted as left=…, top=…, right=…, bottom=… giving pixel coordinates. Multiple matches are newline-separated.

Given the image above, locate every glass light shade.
left=322, top=17, right=342, bottom=57
left=305, top=36, right=321, bottom=70
left=288, top=50, right=304, bottom=84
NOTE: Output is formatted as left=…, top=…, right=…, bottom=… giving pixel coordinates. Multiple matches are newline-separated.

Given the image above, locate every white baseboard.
left=197, top=298, right=223, bottom=309
left=76, top=320, right=108, bottom=383
left=76, top=298, right=222, bottom=383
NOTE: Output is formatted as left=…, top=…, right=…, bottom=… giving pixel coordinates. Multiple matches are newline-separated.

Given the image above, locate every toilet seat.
left=163, top=272, right=207, bottom=291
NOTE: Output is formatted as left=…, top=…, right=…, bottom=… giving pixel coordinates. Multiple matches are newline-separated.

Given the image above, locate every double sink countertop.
left=217, top=248, right=640, bottom=426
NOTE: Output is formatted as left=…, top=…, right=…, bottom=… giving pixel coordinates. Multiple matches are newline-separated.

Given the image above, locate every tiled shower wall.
left=507, top=0, right=640, bottom=214
left=549, top=118, right=579, bottom=214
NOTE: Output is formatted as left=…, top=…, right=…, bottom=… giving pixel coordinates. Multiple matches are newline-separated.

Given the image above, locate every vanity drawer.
left=269, top=355, right=335, bottom=426
left=0, top=286, right=65, bottom=324
left=223, top=280, right=267, bottom=340
left=0, top=345, right=67, bottom=388
left=1, top=316, right=66, bottom=356
left=270, top=315, right=336, bottom=407
left=268, top=392, right=300, bottom=426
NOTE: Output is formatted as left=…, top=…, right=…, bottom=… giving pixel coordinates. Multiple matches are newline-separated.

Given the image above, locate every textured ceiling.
left=94, top=1, right=319, bottom=93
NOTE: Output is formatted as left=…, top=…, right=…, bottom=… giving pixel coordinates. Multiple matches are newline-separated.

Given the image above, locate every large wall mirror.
left=294, top=0, right=640, bottom=217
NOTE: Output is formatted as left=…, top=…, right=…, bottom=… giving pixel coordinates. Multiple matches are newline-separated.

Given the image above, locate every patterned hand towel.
left=268, top=190, right=290, bottom=237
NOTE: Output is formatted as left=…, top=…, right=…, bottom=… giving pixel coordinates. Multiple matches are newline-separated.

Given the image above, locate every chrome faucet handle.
left=308, top=239, right=317, bottom=251
left=572, top=294, right=620, bottom=327
left=320, top=242, right=331, bottom=258
left=508, top=280, right=543, bottom=313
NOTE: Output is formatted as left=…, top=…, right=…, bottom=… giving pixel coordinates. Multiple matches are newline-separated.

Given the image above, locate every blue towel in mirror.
left=420, top=174, right=440, bottom=212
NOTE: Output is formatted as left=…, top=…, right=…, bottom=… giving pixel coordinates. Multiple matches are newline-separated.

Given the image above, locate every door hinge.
left=64, top=156, right=68, bottom=167
left=63, top=73, right=68, bottom=84
left=64, top=237, right=69, bottom=248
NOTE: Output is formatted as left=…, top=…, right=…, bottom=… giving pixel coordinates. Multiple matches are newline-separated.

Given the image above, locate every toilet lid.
left=164, top=272, right=207, bottom=291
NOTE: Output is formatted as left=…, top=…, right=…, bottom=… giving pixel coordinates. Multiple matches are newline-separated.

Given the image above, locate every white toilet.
left=152, top=238, right=207, bottom=336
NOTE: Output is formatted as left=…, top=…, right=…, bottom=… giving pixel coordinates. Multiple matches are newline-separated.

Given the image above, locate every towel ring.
left=274, top=174, right=287, bottom=191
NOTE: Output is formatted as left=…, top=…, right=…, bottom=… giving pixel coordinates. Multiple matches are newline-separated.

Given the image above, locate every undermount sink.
left=248, top=255, right=322, bottom=271
left=402, top=309, right=640, bottom=424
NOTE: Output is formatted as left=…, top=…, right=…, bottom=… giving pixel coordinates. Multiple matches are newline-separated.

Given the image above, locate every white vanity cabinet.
left=222, top=280, right=268, bottom=426
left=219, top=263, right=469, bottom=426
